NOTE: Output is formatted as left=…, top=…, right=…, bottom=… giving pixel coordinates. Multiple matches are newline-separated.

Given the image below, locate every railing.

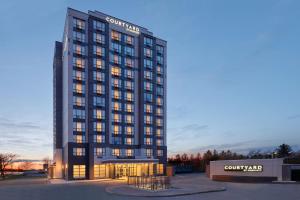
left=127, top=176, right=171, bottom=190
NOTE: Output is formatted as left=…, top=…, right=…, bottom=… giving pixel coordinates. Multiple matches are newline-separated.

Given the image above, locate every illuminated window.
left=126, top=149, right=134, bottom=156
left=156, top=118, right=163, bottom=126
left=112, top=148, right=120, bottom=156
left=94, top=148, right=105, bottom=157
left=157, top=77, right=163, bottom=85
left=93, top=20, right=105, bottom=31
left=111, top=54, right=122, bottom=64
left=73, top=18, right=85, bottom=29
left=125, top=115, right=134, bottom=124
left=157, top=164, right=164, bottom=175
left=125, top=57, right=134, bottom=67
left=112, top=78, right=122, bottom=88
left=156, top=108, right=163, bottom=116
left=73, top=44, right=85, bottom=55
left=93, top=109, right=105, bottom=119
left=73, top=70, right=85, bottom=81
left=156, top=129, right=162, bottom=136
left=94, top=164, right=106, bottom=178
left=93, top=58, right=105, bottom=69
left=111, top=66, right=121, bottom=76
left=73, top=83, right=85, bottom=94
left=111, top=31, right=121, bottom=41
left=93, top=135, right=105, bottom=143
left=125, top=126, right=134, bottom=135
left=125, top=92, right=133, bottom=101
left=73, top=148, right=85, bottom=156
left=73, top=57, right=85, bottom=68
left=125, top=104, right=134, bottom=112
left=144, top=138, right=153, bottom=145
left=157, top=97, right=163, bottom=106
left=144, top=115, right=152, bottom=124
left=146, top=148, right=153, bottom=156
left=93, top=84, right=105, bottom=95
left=112, top=102, right=121, bottom=111
left=73, top=122, right=85, bottom=132
left=93, top=33, right=105, bottom=44
left=112, top=125, right=121, bottom=135
left=144, top=71, right=152, bottom=80
left=73, top=96, right=85, bottom=106
left=73, top=109, right=85, bottom=119
left=93, top=122, right=105, bottom=132
left=74, top=135, right=85, bottom=143
left=157, top=150, right=163, bottom=157
left=157, top=65, right=163, bottom=74
left=113, top=90, right=121, bottom=99
left=125, top=35, right=134, bottom=45
left=93, top=46, right=105, bottom=56
left=93, top=71, right=105, bottom=82
left=144, top=126, right=152, bottom=135
left=125, top=138, right=134, bottom=145
left=112, top=113, right=122, bottom=122
left=73, top=165, right=85, bottom=179
left=93, top=97, right=105, bottom=107
left=156, top=139, right=163, bottom=146
left=144, top=104, right=152, bottom=113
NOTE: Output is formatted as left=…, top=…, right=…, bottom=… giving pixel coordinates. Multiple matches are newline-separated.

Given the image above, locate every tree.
left=276, top=144, right=292, bottom=158
left=0, top=153, right=17, bottom=179
left=20, top=162, right=33, bottom=170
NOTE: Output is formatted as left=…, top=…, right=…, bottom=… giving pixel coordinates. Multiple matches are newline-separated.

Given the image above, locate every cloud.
left=287, top=114, right=300, bottom=120
left=0, top=117, right=41, bottom=130
left=169, top=123, right=209, bottom=141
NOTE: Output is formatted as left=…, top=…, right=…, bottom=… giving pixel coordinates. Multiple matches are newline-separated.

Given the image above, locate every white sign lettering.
left=224, top=165, right=263, bottom=172
left=105, top=17, right=140, bottom=34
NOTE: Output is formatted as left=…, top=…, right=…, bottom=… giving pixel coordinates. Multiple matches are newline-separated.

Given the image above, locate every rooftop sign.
left=224, top=165, right=263, bottom=172
left=105, top=16, right=140, bottom=34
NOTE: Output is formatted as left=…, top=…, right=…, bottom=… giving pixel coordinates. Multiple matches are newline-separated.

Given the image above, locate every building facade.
left=53, top=8, right=167, bottom=180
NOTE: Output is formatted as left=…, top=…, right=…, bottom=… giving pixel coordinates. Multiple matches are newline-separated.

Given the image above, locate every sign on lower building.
left=224, top=165, right=263, bottom=172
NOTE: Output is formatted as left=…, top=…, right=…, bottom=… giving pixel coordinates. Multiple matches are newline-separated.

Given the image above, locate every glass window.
left=157, top=65, right=163, bottom=74
left=73, top=70, right=85, bottom=81
left=157, top=56, right=163, bottom=64
left=73, top=122, right=85, bottom=132
left=157, top=87, right=163, bottom=96
left=156, top=45, right=164, bottom=54
left=144, top=82, right=153, bottom=91
left=144, top=104, right=152, bottom=113
left=93, top=20, right=105, bottom=31
left=112, top=90, right=121, bottom=99
left=93, top=71, right=105, bottom=82
left=157, top=76, right=163, bottom=85
left=94, top=148, right=105, bottom=157
left=125, top=115, right=134, bottom=124
left=125, top=92, right=133, bottom=101
left=73, top=57, right=85, bottom=68
left=125, top=69, right=134, bottom=79
left=144, top=59, right=153, bottom=69
left=73, top=31, right=85, bottom=42
left=74, top=135, right=85, bottom=143
left=125, top=46, right=134, bottom=56
left=156, top=108, right=163, bottom=116
left=73, top=44, right=85, bottom=55
left=73, top=96, right=85, bottom=106
left=144, top=93, right=153, bottom=102
left=112, top=102, right=122, bottom=111
left=111, top=42, right=121, bottom=53
left=93, top=97, right=105, bottom=107
left=93, top=33, right=105, bottom=44
left=73, top=148, right=85, bottom=156
left=157, top=129, right=163, bottom=136
left=112, top=113, right=122, bottom=122
left=93, top=84, right=105, bottom=95
left=93, top=46, right=105, bottom=56
left=144, top=48, right=152, bottom=57
left=125, top=104, right=134, bottom=112
left=157, top=139, right=163, bottom=146
left=93, top=122, right=105, bottom=132
left=93, top=135, right=105, bottom=143
left=156, top=118, right=163, bottom=126
left=112, top=125, right=121, bottom=135
left=157, top=97, right=163, bottom=106
left=125, top=81, right=134, bottom=90
left=144, top=71, right=152, bottom=80
left=144, top=115, right=152, bottom=124
left=110, top=54, right=122, bottom=64
left=157, top=150, right=163, bottom=157
left=111, top=66, right=121, bottom=76
left=112, top=137, right=122, bottom=145
left=93, top=58, right=105, bottom=70
left=146, top=148, right=152, bottom=156
left=111, top=30, right=121, bottom=41
left=73, top=83, right=85, bottom=94
left=144, top=37, right=153, bottom=46
left=125, top=138, right=134, bottom=145
left=112, top=148, right=120, bottom=156
left=125, top=57, right=134, bottom=67
left=73, top=18, right=85, bottom=29
left=93, top=109, right=105, bottom=119
left=73, top=109, right=85, bottom=119
left=126, top=149, right=134, bottom=156
left=73, top=165, right=86, bottom=179
left=144, top=126, right=152, bottom=135
left=125, top=126, right=134, bottom=135
left=125, top=35, right=134, bottom=45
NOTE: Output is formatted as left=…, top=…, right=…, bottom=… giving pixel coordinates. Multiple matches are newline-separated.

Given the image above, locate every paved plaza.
left=0, top=174, right=299, bottom=200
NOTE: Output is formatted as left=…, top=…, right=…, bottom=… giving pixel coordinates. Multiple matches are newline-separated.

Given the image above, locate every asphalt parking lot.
left=0, top=174, right=299, bottom=200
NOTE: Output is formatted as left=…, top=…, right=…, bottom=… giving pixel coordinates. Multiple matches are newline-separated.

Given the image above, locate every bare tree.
left=20, top=162, right=33, bottom=170
left=0, top=153, right=17, bottom=179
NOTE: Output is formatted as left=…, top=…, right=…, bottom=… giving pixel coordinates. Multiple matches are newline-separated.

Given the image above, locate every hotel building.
left=53, top=8, right=167, bottom=180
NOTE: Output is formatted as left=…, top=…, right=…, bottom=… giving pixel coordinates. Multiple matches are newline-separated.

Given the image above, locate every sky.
left=0, top=0, right=299, bottom=160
